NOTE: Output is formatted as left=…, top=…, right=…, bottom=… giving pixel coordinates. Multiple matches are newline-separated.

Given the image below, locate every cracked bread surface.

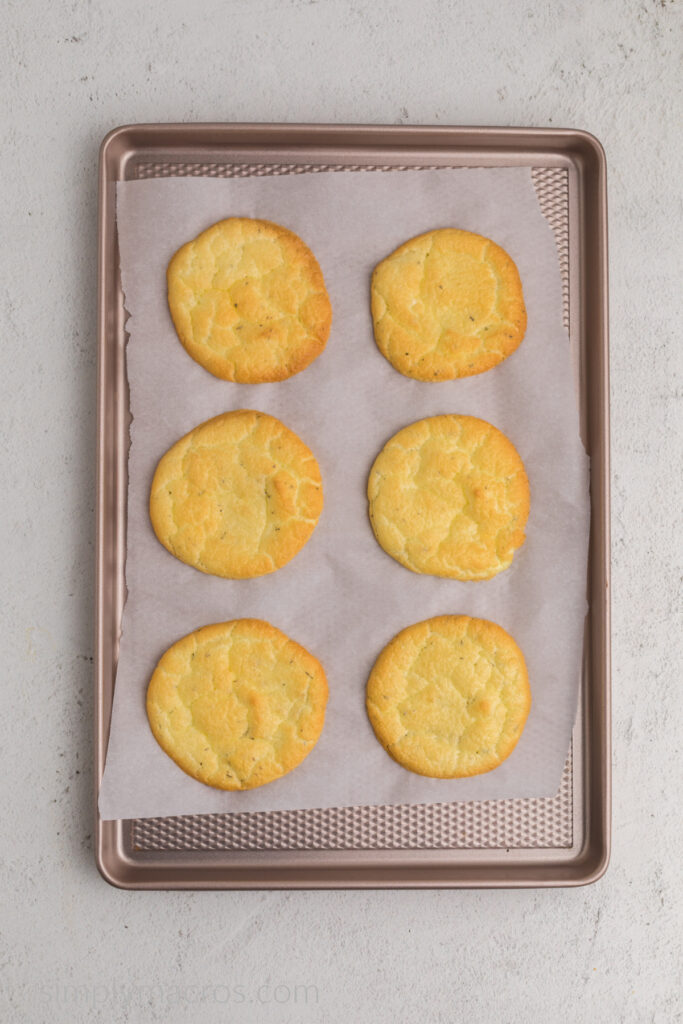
left=371, top=227, right=526, bottom=380
left=167, top=217, right=332, bottom=383
left=366, top=615, right=530, bottom=779
left=147, top=619, right=328, bottom=790
left=150, top=409, right=323, bottom=579
left=367, top=414, right=529, bottom=581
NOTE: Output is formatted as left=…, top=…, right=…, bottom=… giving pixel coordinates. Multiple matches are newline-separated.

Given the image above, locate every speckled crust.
left=367, top=414, right=529, bottom=581
left=167, top=217, right=332, bottom=383
left=147, top=619, right=328, bottom=791
left=150, top=410, right=323, bottom=579
left=371, top=228, right=526, bottom=380
left=366, top=615, right=530, bottom=779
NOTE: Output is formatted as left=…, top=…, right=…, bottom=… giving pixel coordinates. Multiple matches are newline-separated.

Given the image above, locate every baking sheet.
left=98, top=167, right=589, bottom=821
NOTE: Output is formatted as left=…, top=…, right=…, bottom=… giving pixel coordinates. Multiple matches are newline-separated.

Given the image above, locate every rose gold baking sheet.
left=96, top=124, right=610, bottom=888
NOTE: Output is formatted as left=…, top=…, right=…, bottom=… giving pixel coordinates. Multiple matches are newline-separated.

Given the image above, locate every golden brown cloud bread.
left=371, top=228, right=526, bottom=380
left=366, top=615, right=530, bottom=779
left=147, top=619, right=328, bottom=791
left=150, top=410, right=323, bottom=579
left=368, top=414, right=529, bottom=580
left=167, top=217, right=332, bottom=383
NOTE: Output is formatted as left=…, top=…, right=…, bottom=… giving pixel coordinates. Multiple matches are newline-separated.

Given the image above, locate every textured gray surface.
left=1, top=1, right=681, bottom=1022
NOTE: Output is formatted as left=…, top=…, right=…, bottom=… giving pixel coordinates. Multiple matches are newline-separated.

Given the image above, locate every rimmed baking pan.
left=96, top=123, right=609, bottom=888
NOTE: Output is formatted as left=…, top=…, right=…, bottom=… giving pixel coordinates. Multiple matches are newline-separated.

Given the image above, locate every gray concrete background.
left=2, top=1, right=681, bottom=1021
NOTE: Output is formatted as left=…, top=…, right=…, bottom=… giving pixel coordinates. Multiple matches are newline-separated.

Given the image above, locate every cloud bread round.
left=150, top=410, right=323, bottom=578
left=147, top=619, right=328, bottom=790
left=371, top=228, right=526, bottom=380
left=167, top=217, right=332, bottom=383
left=367, top=414, right=529, bottom=580
left=366, top=615, right=530, bottom=779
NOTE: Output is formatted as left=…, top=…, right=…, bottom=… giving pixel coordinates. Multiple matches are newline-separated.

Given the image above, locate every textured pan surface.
left=96, top=125, right=609, bottom=888
left=132, top=162, right=570, bottom=852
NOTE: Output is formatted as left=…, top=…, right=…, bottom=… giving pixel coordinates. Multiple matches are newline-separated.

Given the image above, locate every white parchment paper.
left=98, top=168, right=590, bottom=821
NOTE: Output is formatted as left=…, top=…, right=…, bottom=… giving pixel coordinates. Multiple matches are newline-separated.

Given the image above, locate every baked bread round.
left=368, top=414, right=529, bottom=580
left=366, top=615, right=530, bottom=779
left=167, top=217, right=332, bottom=383
left=371, top=227, right=526, bottom=380
left=150, top=410, right=323, bottom=578
left=147, top=619, right=328, bottom=790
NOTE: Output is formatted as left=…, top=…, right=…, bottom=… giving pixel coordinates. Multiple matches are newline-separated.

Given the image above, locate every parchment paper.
left=98, top=168, right=590, bottom=821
